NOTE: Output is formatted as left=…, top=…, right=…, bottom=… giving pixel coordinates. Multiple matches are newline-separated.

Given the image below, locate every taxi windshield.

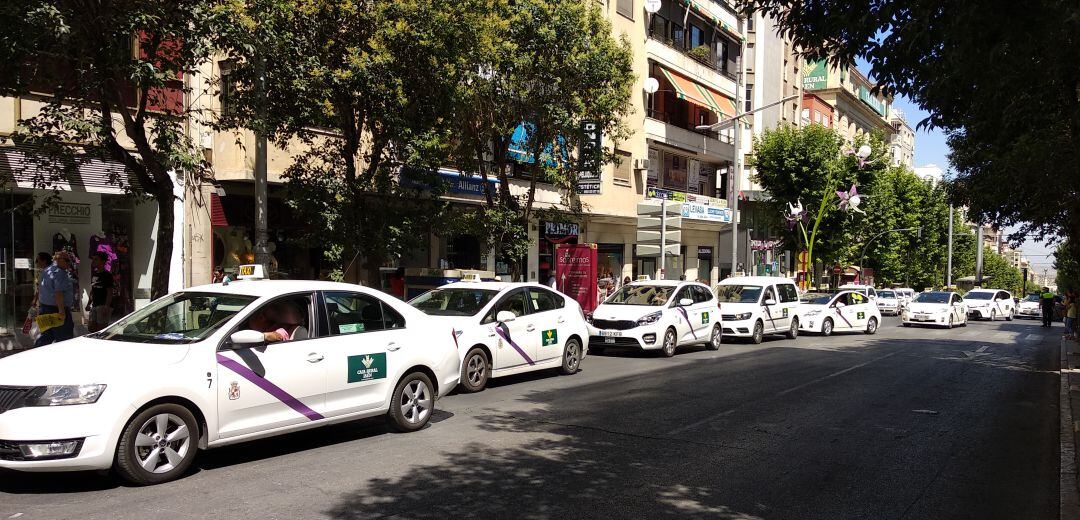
left=604, top=285, right=675, bottom=306
left=95, top=292, right=258, bottom=343
left=915, top=292, right=950, bottom=304
left=716, top=285, right=763, bottom=304
left=800, top=292, right=833, bottom=305
left=409, top=288, right=499, bottom=316
left=1024, top=294, right=1040, bottom=302
left=878, top=290, right=896, bottom=298
left=964, top=292, right=994, bottom=300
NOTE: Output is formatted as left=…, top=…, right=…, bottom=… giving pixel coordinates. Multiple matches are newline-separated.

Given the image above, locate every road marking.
left=976, top=345, right=990, bottom=353
left=667, top=351, right=901, bottom=436
left=1026, top=334, right=1045, bottom=341
left=912, top=409, right=939, bottom=415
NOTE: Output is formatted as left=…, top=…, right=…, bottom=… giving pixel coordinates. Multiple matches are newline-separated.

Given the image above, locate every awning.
left=677, top=0, right=743, bottom=41
left=657, top=67, right=737, bottom=118
left=0, top=144, right=141, bottom=195
left=210, top=192, right=229, bottom=227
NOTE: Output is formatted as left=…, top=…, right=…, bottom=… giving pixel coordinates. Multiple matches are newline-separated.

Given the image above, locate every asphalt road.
left=0, top=316, right=1062, bottom=519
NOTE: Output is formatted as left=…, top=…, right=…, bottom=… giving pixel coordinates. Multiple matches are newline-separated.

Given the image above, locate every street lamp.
left=858, top=227, right=923, bottom=283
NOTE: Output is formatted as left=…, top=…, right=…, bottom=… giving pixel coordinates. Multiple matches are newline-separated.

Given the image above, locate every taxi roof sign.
left=636, top=275, right=651, bottom=281
left=235, top=264, right=268, bottom=281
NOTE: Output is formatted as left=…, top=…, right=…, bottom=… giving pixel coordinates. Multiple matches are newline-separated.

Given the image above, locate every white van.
left=715, top=276, right=802, bottom=344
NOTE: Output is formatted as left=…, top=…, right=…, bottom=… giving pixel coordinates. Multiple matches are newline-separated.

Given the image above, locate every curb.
left=1061, top=338, right=1080, bottom=520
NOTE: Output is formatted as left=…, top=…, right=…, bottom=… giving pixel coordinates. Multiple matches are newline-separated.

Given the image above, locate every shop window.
left=614, top=149, right=631, bottom=183
left=616, top=0, right=633, bottom=20
left=663, top=153, right=688, bottom=191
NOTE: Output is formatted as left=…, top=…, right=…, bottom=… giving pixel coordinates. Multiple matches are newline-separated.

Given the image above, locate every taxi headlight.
left=732, top=312, right=753, bottom=320
left=637, top=311, right=662, bottom=326
left=25, top=384, right=107, bottom=406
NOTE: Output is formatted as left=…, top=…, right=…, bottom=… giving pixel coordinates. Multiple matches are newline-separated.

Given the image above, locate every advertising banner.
left=556, top=243, right=599, bottom=314
left=803, top=60, right=828, bottom=90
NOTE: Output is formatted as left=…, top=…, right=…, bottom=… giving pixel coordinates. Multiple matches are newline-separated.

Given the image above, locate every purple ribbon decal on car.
left=762, top=305, right=778, bottom=328
left=216, top=354, right=325, bottom=421
left=495, top=325, right=535, bottom=365
left=676, top=307, right=698, bottom=339
left=835, top=310, right=854, bottom=328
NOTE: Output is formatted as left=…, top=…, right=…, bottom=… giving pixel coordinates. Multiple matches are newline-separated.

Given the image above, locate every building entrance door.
left=0, top=191, right=36, bottom=350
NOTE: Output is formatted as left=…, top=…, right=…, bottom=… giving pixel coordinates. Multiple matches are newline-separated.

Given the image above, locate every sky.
left=854, top=61, right=1059, bottom=277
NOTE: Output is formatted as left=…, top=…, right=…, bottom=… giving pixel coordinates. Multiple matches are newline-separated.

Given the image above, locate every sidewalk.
left=1061, top=335, right=1080, bottom=519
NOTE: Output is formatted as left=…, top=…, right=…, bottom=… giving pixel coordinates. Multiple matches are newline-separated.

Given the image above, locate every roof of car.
left=718, top=276, right=796, bottom=286
left=628, top=280, right=688, bottom=287
left=436, top=281, right=545, bottom=292
left=185, top=279, right=371, bottom=297
left=966, top=288, right=1002, bottom=293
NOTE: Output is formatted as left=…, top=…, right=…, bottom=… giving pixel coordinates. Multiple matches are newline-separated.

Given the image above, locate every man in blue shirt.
left=36, top=251, right=75, bottom=346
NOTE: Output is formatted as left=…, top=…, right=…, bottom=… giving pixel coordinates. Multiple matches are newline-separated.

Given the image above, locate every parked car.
left=715, top=276, right=802, bottom=344
left=1017, top=294, right=1042, bottom=319
left=901, top=291, right=969, bottom=328
left=963, top=289, right=1015, bottom=321
left=409, top=281, right=588, bottom=392
left=799, top=290, right=881, bottom=335
left=0, top=266, right=461, bottom=485
left=875, top=289, right=901, bottom=316
left=894, top=288, right=917, bottom=308
left=589, top=280, right=720, bottom=357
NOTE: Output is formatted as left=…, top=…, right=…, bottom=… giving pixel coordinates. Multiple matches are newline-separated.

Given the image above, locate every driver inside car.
left=247, top=302, right=301, bottom=343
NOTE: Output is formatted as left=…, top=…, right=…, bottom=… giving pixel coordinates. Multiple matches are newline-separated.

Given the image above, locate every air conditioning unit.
left=634, top=158, right=651, bottom=170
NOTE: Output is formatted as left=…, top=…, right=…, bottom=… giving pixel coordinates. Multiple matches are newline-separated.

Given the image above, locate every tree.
left=218, top=0, right=485, bottom=285
left=979, top=247, right=1024, bottom=295
left=743, top=0, right=1080, bottom=251
left=444, top=0, right=635, bottom=280
left=0, top=0, right=224, bottom=298
left=1055, top=242, right=1079, bottom=293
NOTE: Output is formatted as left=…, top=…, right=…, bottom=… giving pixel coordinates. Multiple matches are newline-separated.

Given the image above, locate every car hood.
left=716, top=302, right=761, bottom=314
left=592, top=304, right=666, bottom=321
left=906, top=302, right=950, bottom=314
left=0, top=338, right=192, bottom=385
left=877, top=298, right=898, bottom=303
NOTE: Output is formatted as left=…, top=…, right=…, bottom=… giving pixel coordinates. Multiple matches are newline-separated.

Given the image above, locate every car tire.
left=786, top=318, right=799, bottom=340
left=560, top=338, right=582, bottom=375
left=989, top=310, right=997, bottom=321
left=821, top=318, right=834, bottom=337
left=115, top=403, right=199, bottom=486
left=946, top=315, right=954, bottom=329
left=865, top=317, right=878, bottom=335
left=387, top=371, right=435, bottom=433
left=706, top=324, right=722, bottom=350
left=661, top=328, right=677, bottom=357
left=459, top=347, right=489, bottom=393
left=1006, top=310, right=1014, bottom=321
left=902, top=323, right=911, bottom=327
left=752, top=320, right=765, bottom=344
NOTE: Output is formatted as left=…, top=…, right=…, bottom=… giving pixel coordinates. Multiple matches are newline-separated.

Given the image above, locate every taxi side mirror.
left=496, top=310, right=517, bottom=323
left=227, top=329, right=266, bottom=348
left=679, top=298, right=694, bottom=307
left=834, top=302, right=846, bottom=308
left=763, top=298, right=777, bottom=306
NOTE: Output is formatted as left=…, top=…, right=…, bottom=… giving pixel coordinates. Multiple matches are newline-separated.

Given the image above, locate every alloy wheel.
left=134, top=413, right=191, bottom=474
left=400, top=379, right=432, bottom=425
left=466, top=354, right=486, bottom=386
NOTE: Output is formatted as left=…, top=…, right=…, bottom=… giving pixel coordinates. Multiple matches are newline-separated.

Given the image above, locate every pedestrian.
left=622, top=276, right=631, bottom=287
left=35, top=251, right=75, bottom=347
left=1065, top=291, right=1077, bottom=341
left=1040, top=286, right=1055, bottom=328
left=212, top=266, right=225, bottom=283
left=88, top=252, right=114, bottom=333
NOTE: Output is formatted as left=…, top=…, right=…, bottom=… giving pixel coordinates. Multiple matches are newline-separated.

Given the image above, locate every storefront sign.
left=803, top=60, right=828, bottom=90
left=439, top=170, right=498, bottom=196
left=697, top=246, right=713, bottom=259
left=577, top=121, right=602, bottom=195
left=555, top=243, right=598, bottom=314
left=751, top=239, right=782, bottom=251
left=543, top=221, right=580, bottom=240
left=681, top=201, right=733, bottom=223
left=46, top=203, right=91, bottom=224
left=858, top=86, right=888, bottom=116
left=646, top=187, right=686, bottom=202
left=649, top=189, right=731, bottom=223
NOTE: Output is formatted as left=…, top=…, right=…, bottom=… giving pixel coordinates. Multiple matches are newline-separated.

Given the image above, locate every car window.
left=997, top=291, right=1009, bottom=300
left=716, top=284, right=763, bottom=303
left=528, top=288, right=563, bottom=312
left=953, top=294, right=963, bottom=304
left=409, top=288, right=499, bottom=317
left=778, top=283, right=799, bottom=303
left=97, top=292, right=258, bottom=344
left=605, top=284, right=675, bottom=306
left=763, top=286, right=776, bottom=303
left=836, top=293, right=851, bottom=306
left=324, top=292, right=405, bottom=335
left=673, top=287, right=694, bottom=306
left=692, top=285, right=713, bottom=303
left=850, top=292, right=866, bottom=305
left=483, top=289, right=531, bottom=323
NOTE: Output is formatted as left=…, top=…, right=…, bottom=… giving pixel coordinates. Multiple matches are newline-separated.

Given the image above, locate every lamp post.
left=858, top=227, right=922, bottom=284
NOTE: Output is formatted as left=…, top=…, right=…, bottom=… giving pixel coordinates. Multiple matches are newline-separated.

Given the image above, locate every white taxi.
left=964, top=289, right=1015, bottom=321
left=0, top=266, right=460, bottom=485
left=875, top=289, right=901, bottom=316
left=408, top=282, right=588, bottom=393
left=1017, top=294, right=1042, bottom=319
left=715, top=276, right=802, bottom=344
left=799, top=290, right=881, bottom=335
left=901, top=291, right=969, bottom=328
left=589, top=280, right=720, bottom=357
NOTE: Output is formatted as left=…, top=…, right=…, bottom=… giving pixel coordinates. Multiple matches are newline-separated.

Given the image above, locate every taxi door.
left=951, top=294, right=967, bottom=322
left=486, top=289, right=540, bottom=370
left=691, top=285, right=716, bottom=338
left=216, top=293, right=327, bottom=439
left=760, top=285, right=786, bottom=332
left=671, top=285, right=699, bottom=343
left=527, top=287, right=565, bottom=364
left=319, top=291, right=409, bottom=417
left=848, top=292, right=871, bottom=328
left=776, top=283, right=800, bottom=329
left=833, top=293, right=858, bottom=330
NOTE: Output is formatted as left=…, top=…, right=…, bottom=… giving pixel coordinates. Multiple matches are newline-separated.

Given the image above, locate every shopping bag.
left=29, top=321, right=40, bottom=343
left=35, top=312, right=65, bottom=333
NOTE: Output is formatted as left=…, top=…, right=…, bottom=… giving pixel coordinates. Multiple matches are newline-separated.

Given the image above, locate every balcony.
left=644, top=117, right=734, bottom=162
left=646, top=38, right=736, bottom=95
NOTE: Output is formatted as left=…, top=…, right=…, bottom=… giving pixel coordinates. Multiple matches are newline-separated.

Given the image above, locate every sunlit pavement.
left=1, top=316, right=1061, bottom=519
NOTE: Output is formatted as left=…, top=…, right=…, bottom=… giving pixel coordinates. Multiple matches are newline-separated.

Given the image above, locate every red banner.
left=556, top=243, right=598, bottom=314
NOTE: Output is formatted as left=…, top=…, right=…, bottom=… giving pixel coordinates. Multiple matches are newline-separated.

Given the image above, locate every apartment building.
left=888, top=109, right=916, bottom=168
left=801, top=61, right=893, bottom=140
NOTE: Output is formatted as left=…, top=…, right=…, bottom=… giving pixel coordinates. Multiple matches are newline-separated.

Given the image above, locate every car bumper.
left=1017, top=309, right=1041, bottom=318
left=968, top=308, right=992, bottom=319
left=877, top=305, right=899, bottom=314
left=720, top=319, right=757, bottom=337
left=590, top=323, right=665, bottom=350
left=0, top=403, right=127, bottom=472
left=901, top=312, right=950, bottom=325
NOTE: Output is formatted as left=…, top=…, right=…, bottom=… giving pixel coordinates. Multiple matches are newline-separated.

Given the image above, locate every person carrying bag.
left=35, top=251, right=76, bottom=347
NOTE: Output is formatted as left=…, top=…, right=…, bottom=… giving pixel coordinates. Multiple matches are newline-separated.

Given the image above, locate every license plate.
left=605, top=337, right=616, bottom=344
left=598, top=330, right=622, bottom=337
left=914, top=314, right=928, bottom=320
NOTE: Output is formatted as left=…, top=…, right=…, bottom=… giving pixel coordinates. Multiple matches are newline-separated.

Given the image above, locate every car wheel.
left=661, top=328, right=677, bottom=357
left=115, top=403, right=199, bottom=486
left=946, top=315, right=954, bottom=329
left=821, top=318, right=834, bottom=337
left=752, top=320, right=765, bottom=344
left=865, top=317, right=878, bottom=335
left=706, top=324, right=722, bottom=350
left=990, top=310, right=997, bottom=321
left=902, top=322, right=911, bottom=327
left=387, top=371, right=434, bottom=433
left=786, top=318, right=799, bottom=339
left=1006, top=310, right=1014, bottom=321
left=560, top=338, right=582, bottom=375
left=459, top=347, right=489, bottom=393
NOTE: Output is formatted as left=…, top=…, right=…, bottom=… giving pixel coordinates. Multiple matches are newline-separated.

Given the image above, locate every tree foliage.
left=0, top=0, right=225, bottom=298
left=742, top=0, right=1080, bottom=250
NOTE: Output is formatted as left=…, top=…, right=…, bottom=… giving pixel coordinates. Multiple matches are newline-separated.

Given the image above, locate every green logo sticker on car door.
left=348, top=353, right=387, bottom=383
left=857, top=312, right=865, bottom=320
left=782, top=308, right=789, bottom=318
left=701, top=311, right=710, bottom=324
left=542, top=329, right=558, bottom=346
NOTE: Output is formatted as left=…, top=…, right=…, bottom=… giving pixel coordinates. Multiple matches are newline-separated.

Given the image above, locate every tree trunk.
left=151, top=191, right=175, bottom=300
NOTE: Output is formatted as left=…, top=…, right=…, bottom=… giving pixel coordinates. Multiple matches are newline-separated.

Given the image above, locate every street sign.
left=636, top=229, right=682, bottom=244
left=636, top=244, right=681, bottom=257
left=577, top=121, right=602, bottom=195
